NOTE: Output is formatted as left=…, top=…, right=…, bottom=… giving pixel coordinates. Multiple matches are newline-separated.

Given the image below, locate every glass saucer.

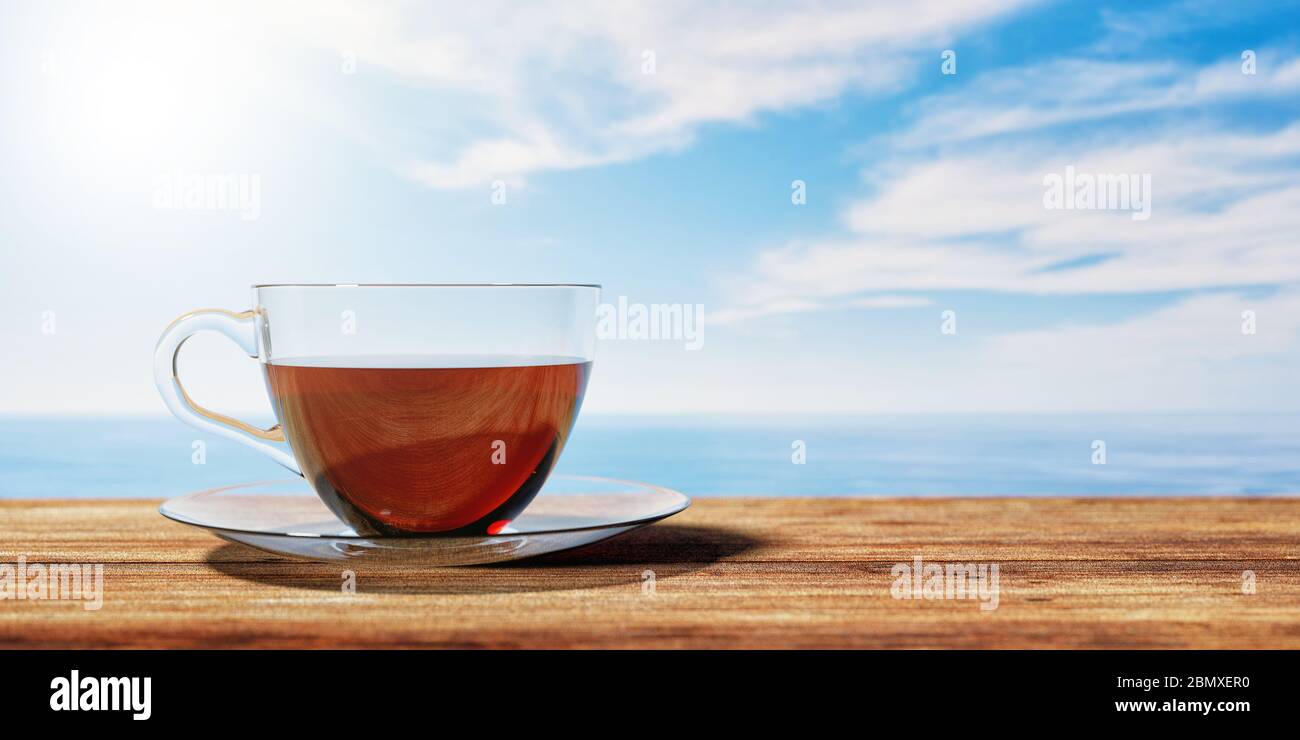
left=160, top=475, right=690, bottom=565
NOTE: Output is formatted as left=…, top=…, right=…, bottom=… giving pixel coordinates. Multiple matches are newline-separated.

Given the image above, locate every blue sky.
left=1, top=0, right=1298, bottom=415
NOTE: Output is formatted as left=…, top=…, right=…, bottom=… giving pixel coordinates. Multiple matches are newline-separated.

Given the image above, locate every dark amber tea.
left=264, top=356, right=591, bottom=535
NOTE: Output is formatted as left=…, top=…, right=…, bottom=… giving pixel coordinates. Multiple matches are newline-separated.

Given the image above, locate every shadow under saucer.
left=204, top=523, right=761, bottom=595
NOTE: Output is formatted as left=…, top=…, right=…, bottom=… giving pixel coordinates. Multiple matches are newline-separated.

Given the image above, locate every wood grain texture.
left=1, top=497, right=1298, bottom=648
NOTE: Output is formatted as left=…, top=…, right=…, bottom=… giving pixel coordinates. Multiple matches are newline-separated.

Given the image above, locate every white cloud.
left=586, top=288, right=1300, bottom=414
left=710, top=293, right=933, bottom=325
left=893, top=52, right=1300, bottom=148
left=709, top=298, right=827, bottom=325
left=695, top=45, right=1300, bottom=414
left=718, top=52, right=1300, bottom=320
left=279, top=0, right=1033, bottom=188
left=847, top=295, right=934, bottom=309
left=966, top=289, right=1300, bottom=412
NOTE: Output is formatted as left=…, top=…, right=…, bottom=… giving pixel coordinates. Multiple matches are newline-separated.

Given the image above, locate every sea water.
left=1, top=414, right=1298, bottom=498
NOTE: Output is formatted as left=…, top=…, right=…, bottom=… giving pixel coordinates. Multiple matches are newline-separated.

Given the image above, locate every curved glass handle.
left=153, top=308, right=301, bottom=475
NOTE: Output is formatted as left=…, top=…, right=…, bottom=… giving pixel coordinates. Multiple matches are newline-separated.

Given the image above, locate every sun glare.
left=33, top=3, right=270, bottom=176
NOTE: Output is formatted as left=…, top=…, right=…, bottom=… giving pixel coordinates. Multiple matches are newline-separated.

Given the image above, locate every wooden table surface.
left=1, top=497, right=1297, bottom=648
